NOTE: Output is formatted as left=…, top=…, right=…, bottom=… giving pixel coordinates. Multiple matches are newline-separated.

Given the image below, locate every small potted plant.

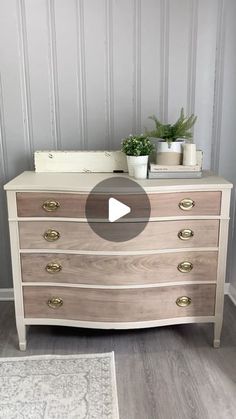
left=146, top=108, right=197, bottom=165
left=121, top=134, right=154, bottom=179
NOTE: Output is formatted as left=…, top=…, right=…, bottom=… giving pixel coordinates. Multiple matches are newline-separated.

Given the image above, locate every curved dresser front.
left=4, top=172, right=232, bottom=350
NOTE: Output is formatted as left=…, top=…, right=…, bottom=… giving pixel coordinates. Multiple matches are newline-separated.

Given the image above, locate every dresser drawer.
left=19, top=220, right=219, bottom=251
left=16, top=191, right=221, bottom=218
left=21, top=251, right=218, bottom=285
left=17, top=193, right=87, bottom=218
left=23, top=284, right=216, bottom=322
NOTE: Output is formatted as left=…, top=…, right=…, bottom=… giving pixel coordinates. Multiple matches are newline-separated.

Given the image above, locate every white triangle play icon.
left=108, top=197, right=131, bottom=222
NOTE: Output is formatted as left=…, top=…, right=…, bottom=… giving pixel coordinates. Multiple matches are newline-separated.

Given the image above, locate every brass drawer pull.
left=43, top=229, right=60, bottom=242
left=46, top=262, right=62, bottom=274
left=176, top=296, right=192, bottom=307
left=177, top=261, right=193, bottom=273
left=42, top=200, right=60, bottom=212
left=179, top=198, right=195, bottom=211
left=47, top=297, right=63, bottom=309
left=178, top=228, right=194, bottom=241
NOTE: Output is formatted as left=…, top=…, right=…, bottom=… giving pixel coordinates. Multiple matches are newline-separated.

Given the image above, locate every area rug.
left=0, top=352, right=119, bottom=419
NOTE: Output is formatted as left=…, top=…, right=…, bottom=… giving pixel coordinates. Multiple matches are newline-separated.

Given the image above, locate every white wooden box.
left=34, top=150, right=128, bottom=173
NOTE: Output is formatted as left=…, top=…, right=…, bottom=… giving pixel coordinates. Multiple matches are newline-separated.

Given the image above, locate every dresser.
left=4, top=171, right=232, bottom=350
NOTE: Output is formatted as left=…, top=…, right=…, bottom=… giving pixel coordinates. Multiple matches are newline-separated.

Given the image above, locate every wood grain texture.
left=18, top=220, right=220, bottom=251
left=17, top=192, right=87, bottom=217
left=23, top=284, right=216, bottom=322
left=16, top=191, right=221, bottom=218
left=21, top=251, right=218, bottom=285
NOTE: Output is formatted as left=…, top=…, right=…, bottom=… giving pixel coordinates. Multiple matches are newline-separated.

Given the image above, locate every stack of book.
left=148, top=163, right=202, bottom=179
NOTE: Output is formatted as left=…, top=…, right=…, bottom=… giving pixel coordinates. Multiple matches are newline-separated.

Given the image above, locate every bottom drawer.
left=23, top=284, right=216, bottom=322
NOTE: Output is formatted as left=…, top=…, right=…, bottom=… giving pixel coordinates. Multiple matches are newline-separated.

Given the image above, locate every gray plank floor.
left=0, top=297, right=236, bottom=419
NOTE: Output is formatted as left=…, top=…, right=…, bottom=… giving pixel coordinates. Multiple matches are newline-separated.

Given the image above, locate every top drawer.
left=16, top=191, right=221, bottom=218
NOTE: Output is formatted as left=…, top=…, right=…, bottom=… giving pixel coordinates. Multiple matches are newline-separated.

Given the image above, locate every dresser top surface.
left=4, top=171, right=233, bottom=192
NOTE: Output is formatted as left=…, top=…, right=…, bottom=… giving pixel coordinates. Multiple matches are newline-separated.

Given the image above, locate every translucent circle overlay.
left=85, top=177, right=151, bottom=242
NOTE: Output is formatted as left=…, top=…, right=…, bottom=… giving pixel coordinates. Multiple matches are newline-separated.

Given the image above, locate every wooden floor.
left=0, top=297, right=236, bottom=419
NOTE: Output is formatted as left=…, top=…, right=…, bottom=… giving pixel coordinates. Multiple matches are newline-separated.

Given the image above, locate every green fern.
left=146, top=108, right=197, bottom=143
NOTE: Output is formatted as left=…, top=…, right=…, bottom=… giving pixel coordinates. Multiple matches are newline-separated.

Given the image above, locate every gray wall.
left=218, top=0, right=236, bottom=291
left=0, top=0, right=235, bottom=290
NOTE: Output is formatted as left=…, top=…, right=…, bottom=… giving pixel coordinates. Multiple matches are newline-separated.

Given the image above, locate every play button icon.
left=108, top=198, right=131, bottom=222
left=85, top=177, right=151, bottom=242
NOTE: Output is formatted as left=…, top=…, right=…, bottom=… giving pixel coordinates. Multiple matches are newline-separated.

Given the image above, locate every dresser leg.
left=17, top=324, right=27, bottom=351
left=213, top=320, right=222, bottom=348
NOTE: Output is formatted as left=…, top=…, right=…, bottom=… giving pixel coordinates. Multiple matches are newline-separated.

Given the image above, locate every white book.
left=148, top=170, right=202, bottom=179
left=149, top=164, right=201, bottom=172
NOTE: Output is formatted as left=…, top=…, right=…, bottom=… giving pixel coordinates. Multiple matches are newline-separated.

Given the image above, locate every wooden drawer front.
left=23, top=284, right=216, bottom=321
left=150, top=191, right=221, bottom=216
left=17, top=193, right=87, bottom=218
left=21, top=251, right=218, bottom=285
left=19, top=220, right=219, bottom=251
left=16, top=191, right=221, bottom=218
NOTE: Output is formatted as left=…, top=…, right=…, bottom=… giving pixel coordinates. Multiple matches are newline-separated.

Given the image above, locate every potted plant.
left=121, top=134, right=154, bottom=179
left=146, top=108, right=197, bottom=165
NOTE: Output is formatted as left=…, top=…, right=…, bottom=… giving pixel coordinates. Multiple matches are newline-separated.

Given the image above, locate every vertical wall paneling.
left=76, top=0, right=88, bottom=149
left=112, top=0, right=134, bottom=146
left=159, top=0, right=169, bottom=123
left=105, top=0, right=114, bottom=148
left=83, top=0, right=107, bottom=149
left=211, top=0, right=226, bottom=173
left=168, top=0, right=190, bottom=122
left=17, top=0, right=34, bottom=167
left=0, top=76, right=8, bottom=181
left=140, top=0, right=161, bottom=132
left=186, top=0, right=198, bottom=120
left=218, top=0, right=236, bottom=287
left=52, top=0, right=84, bottom=150
left=47, top=0, right=61, bottom=149
left=194, top=0, right=218, bottom=168
left=23, top=0, right=56, bottom=150
left=0, top=77, right=11, bottom=289
left=133, top=0, right=141, bottom=134
left=0, top=0, right=29, bottom=178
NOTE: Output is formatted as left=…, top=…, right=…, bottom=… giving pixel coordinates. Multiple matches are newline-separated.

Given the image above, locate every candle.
left=182, top=143, right=197, bottom=166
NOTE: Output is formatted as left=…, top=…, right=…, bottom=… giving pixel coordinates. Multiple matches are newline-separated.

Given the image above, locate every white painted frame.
left=5, top=174, right=232, bottom=350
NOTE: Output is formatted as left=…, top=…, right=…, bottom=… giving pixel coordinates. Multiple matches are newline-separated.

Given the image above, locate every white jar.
left=182, top=143, right=197, bottom=166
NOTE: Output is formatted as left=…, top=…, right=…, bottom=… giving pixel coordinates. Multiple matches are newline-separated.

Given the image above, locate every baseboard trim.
left=0, top=288, right=14, bottom=301
left=228, top=283, right=236, bottom=306
left=0, top=284, right=235, bottom=304
left=224, top=282, right=230, bottom=295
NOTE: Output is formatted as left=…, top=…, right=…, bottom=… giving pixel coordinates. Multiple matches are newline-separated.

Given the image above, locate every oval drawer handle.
left=178, top=229, right=194, bottom=241
left=42, top=200, right=60, bottom=212
left=177, top=261, right=193, bottom=273
left=179, top=198, right=195, bottom=211
left=176, top=296, right=192, bottom=307
left=47, top=297, right=63, bottom=309
left=43, top=229, right=60, bottom=242
left=46, top=262, right=62, bottom=274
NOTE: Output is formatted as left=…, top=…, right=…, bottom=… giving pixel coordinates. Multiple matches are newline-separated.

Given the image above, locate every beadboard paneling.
left=218, top=0, right=236, bottom=290
left=112, top=0, right=134, bottom=146
left=0, top=0, right=234, bottom=288
left=168, top=0, right=190, bottom=122
left=140, top=0, right=161, bottom=132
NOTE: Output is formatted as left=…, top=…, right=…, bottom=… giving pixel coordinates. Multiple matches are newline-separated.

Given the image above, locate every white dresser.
left=4, top=171, right=232, bottom=350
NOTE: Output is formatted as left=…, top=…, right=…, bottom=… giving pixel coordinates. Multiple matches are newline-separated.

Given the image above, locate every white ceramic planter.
left=156, top=140, right=185, bottom=165
left=126, top=155, right=148, bottom=179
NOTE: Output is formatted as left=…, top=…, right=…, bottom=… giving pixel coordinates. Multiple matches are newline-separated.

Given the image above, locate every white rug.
left=0, top=352, right=119, bottom=419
